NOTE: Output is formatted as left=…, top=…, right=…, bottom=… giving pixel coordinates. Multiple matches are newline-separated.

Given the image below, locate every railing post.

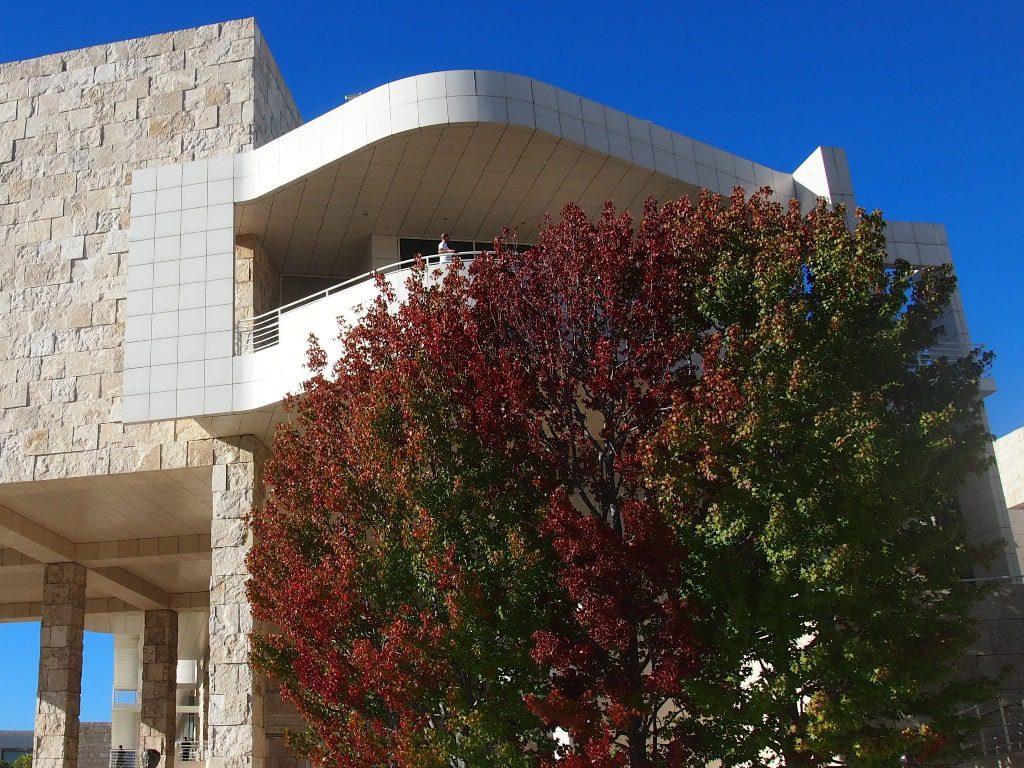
left=978, top=705, right=988, bottom=757
left=1020, top=699, right=1024, bottom=750
left=1000, top=696, right=1012, bottom=752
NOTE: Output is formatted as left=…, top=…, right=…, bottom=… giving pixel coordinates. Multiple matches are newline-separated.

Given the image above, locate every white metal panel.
left=111, top=708, right=140, bottom=749
left=113, top=634, right=141, bottom=690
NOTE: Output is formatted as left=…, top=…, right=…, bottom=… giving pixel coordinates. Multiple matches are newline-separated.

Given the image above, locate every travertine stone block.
left=235, top=235, right=280, bottom=322
left=34, top=562, right=86, bottom=768
left=140, top=609, right=178, bottom=768
left=207, top=436, right=269, bottom=768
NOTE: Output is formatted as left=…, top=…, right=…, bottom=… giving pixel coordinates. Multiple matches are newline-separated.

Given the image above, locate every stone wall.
left=139, top=610, right=178, bottom=768
left=996, top=427, right=1024, bottom=545
left=77, top=722, right=112, bottom=768
left=252, top=29, right=301, bottom=150
left=0, top=18, right=301, bottom=485
left=208, top=436, right=269, bottom=768
left=235, top=235, right=281, bottom=326
left=34, top=562, right=86, bottom=768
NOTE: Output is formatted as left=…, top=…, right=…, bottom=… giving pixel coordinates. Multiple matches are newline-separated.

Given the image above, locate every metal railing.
left=175, top=741, right=203, bottom=762
left=962, top=698, right=1024, bottom=757
left=925, top=698, right=1024, bottom=765
left=233, top=255, right=983, bottom=374
left=917, top=339, right=973, bottom=366
left=108, top=749, right=137, bottom=768
left=235, top=252, right=481, bottom=354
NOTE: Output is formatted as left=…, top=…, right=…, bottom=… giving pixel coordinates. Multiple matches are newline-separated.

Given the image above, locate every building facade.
left=0, top=18, right=1021, bottom=767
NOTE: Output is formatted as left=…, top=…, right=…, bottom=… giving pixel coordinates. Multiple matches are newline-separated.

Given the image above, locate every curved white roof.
left=232, top=69, right=801, bottom=204
left=226, top=70, right=862, bottom=278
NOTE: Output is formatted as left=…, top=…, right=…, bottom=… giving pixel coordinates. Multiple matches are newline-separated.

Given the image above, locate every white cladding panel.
left=114, top=634, right=141, bottom=690
left=111, top=709, right=140, bottom=750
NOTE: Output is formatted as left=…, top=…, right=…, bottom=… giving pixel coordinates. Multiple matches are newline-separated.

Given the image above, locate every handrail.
left=175, top=740, right=204, bottom=762
left=233, top=252, right=979, bottom=364
left=963, top=697, right=1024, bottom=758
left=235, top=252, right=481, bottom=354
left=108, top=749, right=137, bottom=768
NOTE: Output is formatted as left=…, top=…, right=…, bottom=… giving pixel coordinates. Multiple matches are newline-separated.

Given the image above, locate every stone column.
left=208, top=437, right=267, bottom=768
left=140, top=609, right=178, bottom=768
left=235, top=236, right=281, bottom=355
left=34, top=562, right=87, bottom=768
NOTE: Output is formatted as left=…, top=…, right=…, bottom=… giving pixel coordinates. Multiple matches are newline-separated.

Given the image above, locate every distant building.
left=0, top=731, right=32, bottom=763
left=0, top=16, right=1021, bottom=768
left=1, top=725, right=111, bottom=768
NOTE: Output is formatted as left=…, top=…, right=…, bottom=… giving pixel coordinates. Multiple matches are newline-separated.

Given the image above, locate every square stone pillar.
left=140, top=609, right=179, bottom=768
left=208, top=437, right=268, bottom=768
left=34, top=562, right=87, bottom=768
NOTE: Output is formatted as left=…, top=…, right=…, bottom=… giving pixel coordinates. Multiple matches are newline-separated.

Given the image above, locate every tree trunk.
left=626, top=627, right=647, bottom=767
left=782, top=703, right=812, bottom=768
left=782, top=747, right=812, bottom=768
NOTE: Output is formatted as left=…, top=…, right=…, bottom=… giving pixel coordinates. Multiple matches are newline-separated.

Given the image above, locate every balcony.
left=108, top=749, right=136, bottom=768
left=224, top=254, right=477, bottom=424
left=123, top=72, right=961, bottom=428
left=175, top=741, right=204, bottom=763
left=224, top=250, right=995, bottom=434
left=111, top=689, right=140, bottom=711
left=236, top=253, right=479, bottom=355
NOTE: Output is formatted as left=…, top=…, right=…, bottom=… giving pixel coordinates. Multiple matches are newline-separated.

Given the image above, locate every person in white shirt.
left=438, top=233, right=456, bottom=263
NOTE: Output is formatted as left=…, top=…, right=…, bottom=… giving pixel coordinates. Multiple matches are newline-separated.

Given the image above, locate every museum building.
left=2, top=17, right=1023, bottom=768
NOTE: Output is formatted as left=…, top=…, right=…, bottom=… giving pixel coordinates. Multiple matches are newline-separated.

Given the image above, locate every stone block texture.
left=140, top=609, right=178, bottom=768
left=34, top=562, right=86, bottom=768
left=208, top=436, right=269, bottom=768
left=233, top=235, right=281, bottom=355
left=0, top=18, right=300, bottom=484
left=235, top=235, right=281, bottom=324
left=78, top=722, right=113, bottom=768
left=996, top=426, right=1024, bottom=565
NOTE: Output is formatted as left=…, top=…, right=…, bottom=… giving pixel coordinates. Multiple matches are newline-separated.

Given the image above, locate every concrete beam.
left=0, top=548, right=37, bottom=566
left=0, top=505, right=74, bottom=563
left=0, top=547, right=39, bottom=574
left=74, top=534, right=211, bottom=566
left=0, top=508, right=207, bottom=614
left=0, top=535, right=212, bottom=568
left=90, top=567, right=170, bottom=611
left=0, top=593, right=210, bottom=623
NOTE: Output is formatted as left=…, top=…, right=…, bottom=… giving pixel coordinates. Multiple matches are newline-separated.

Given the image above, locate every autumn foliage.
left=248, top=190, right=993, bottom=767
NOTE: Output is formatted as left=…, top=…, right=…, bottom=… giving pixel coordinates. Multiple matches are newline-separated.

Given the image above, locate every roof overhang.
left=237, top=124, right=699, bottom=277
left=231, top=70, right=799, bottom=278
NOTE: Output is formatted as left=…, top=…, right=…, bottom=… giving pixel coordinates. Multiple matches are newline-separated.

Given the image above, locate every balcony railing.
left=923, top=698, right=1024, bottom=766
left=175, top=741, right=204, bottom=762
left=917, top=339, right=973, bottom=366
left=234, top=252, right=481, bottom=354
left=108, top=749, right=137, bottom=768
left=963, top=698, right=1024, bottom=757
left=231, top=253, right=989, bottom=413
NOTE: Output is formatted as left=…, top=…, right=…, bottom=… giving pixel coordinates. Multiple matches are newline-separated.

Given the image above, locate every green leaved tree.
left=649, top=192, right=995, bottom=765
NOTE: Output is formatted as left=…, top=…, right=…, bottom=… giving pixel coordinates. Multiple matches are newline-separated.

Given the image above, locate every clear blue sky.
left=1, top=0, right=1021, bottom=731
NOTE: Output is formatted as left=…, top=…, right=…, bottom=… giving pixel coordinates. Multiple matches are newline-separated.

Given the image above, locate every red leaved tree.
left=456, top=200, right=714, bottom=766
left=248, top=198, right=710, bottom=767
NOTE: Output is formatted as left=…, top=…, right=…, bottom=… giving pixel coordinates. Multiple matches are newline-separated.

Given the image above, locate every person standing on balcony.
left=438, top=233, right=456, bottom=264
